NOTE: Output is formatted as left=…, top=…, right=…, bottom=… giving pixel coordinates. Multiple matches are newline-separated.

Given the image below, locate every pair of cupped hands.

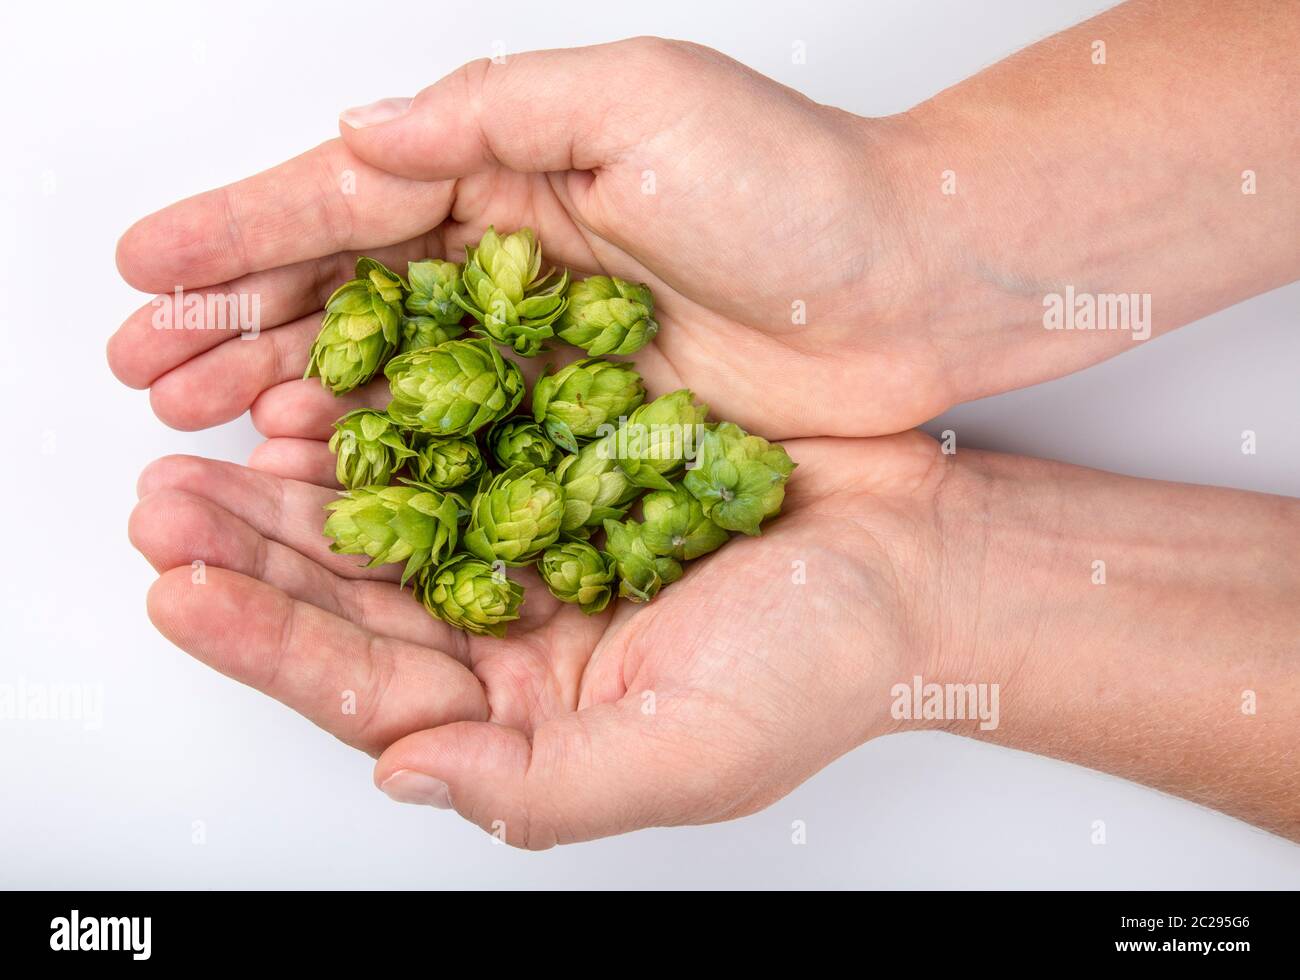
left=113, top=40, right=965, bottom=846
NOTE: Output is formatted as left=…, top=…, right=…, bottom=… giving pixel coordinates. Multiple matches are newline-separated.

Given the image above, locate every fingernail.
left=340, top=97, right=412, bottom=129
left=380, top=769, right=452, bottom=809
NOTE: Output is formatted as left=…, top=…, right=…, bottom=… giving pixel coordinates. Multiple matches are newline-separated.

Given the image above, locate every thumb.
left=373, top=700, right=712, bottom=848
left=337, top=38, right=692, bottom=180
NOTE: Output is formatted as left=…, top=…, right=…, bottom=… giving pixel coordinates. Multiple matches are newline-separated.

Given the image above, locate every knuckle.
left=623, top=36, right=704, bottom=69
left=624, top=35, right=681, bottom=57
left=148, top=379, right=206, bottom=432
left=451, top=57, right=493, bottom=114
left=312, top=142, right=357, bottom=251
left=352, top=640, right=397, bottom=747
left=126, top=491, right=168, bottom=551
left=136, top=454, right=207, bottom=498
left=130, top=488, right=225, bottom=562
left=248, top=386, right=283, bottom=436
left=245, top=440, right=277, bottom=470
left=105, top=330, right=150, bottom=390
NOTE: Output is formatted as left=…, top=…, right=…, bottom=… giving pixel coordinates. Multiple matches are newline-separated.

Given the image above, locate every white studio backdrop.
left=1, top=0, right=1297, bottom=888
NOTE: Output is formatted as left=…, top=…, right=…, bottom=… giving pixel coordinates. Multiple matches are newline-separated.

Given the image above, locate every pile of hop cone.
left=307, top=227, right=794, bottom=636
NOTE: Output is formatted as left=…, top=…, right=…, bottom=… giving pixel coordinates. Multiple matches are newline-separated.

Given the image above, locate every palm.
left=425, top=160, right=942, bottom=440
left=130, top=432, right=937, bottom=841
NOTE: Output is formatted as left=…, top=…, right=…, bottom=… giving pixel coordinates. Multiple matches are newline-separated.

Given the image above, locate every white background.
left=2, top=0, right=1297, bottom=888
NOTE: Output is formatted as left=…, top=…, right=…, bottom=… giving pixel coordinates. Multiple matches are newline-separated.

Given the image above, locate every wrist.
left=877, top=446, right=1043, bottom=739
left=834, top=107, right=1061, bottom=425
left=805, top=111, right=970, bottom=433
left=853, top=106, right=1060, bottom=412
left=826, top=435, right=1012, bottom=743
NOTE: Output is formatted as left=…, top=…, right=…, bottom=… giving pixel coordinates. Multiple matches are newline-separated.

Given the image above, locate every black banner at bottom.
left=0, top=889, right=1284, bottom=966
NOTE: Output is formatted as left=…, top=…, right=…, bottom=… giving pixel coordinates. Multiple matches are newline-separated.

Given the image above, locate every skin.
left=129, top=435, right=942, bottom=845
left=112, top=0, right=1300, bottom=847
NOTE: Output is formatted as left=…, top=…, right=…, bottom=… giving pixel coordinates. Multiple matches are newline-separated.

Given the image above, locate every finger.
left=108, top=235, right=443, bottom=391
left=251, top=378, right=390, bottom=440
left=130, top=487, right=465, bottom=653
left=147, top=566, right=485, bottom=754
left=338, top=38, right=693, bottom=179
left=779, top=431, right=943, bottom=505
left=248, top=438, right=338, bottom=488
left=373, top=700, right=719, bottom=848
left=116, top=139, right=454, bottom=294
left=146, top=315, right=318, bottom=432
left=135, top=454, right=397, bottom=583
left=108, top=256, right=343, bottom=391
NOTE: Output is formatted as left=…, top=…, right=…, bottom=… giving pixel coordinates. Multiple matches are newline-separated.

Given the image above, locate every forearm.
left=919, top=448, right=1300, bottom=838
left=875, top=0, right=1299, bottom=402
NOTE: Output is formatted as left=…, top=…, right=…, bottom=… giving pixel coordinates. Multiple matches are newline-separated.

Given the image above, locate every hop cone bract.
left=463, top=465, right=566, bottom=566
left=639, top=483, right=729, bottom=560
left=682, top=422, right=795, bottom=535
left=405, top=259, right=467, bottom=325
left=409, top=434, right=485, bottom=490
left=614, top=389, right=709, bottom=491
left=399, top=315, right=465, bottom=354
left=305, top=258, right=405, bottom=394
left=538, top=540, right=616, bottom=614
left=532, top=357, right=646, bottom=452
left=555, top=275, right=659, bottom=356
left=328, top=409, right=413, bottom=490
left=385, top=337, right=524, bottom=436
left=487, top=418, right=561, bottom=471
left=323, top=483, right=462, bottom=585
left=603, top=519, right=683, bottom=603
left=454, top=226, right=569, bottom=356
left=553, top=432, right=640, bottom=537
left=418, top=554, right=524, bottom=637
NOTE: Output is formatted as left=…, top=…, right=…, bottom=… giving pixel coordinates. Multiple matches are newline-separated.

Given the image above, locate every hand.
left=114, top=7, right=1300, bottom=848
left=108, top=38, right=949, bottom=444
left=128, top=430, right=947, bottom=846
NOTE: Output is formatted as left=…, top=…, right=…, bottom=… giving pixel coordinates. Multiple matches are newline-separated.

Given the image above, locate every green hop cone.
left=463, top=465, right=566, bottom=566
left=399, top=315, right=465, bottom=354
left=328, top=409, right=414, bottom=490
left=454, top=226, right=569, bottom=357
left=602, top=519, right=683, bottom=603
left=305, top=257, right=405, bottom=394
left=323, top=483, right=462, bottom=585
left=487, top=418, right=561, bottom=471
left=538, top=540, right=617, bottom=615
left=555, top=275, right=659, bottom=356
left=417, top=554, right=524, bottom=637
left=682, top=422, right=795, bottom=536
left=531, top=357, right=646, bottom=452
left=639, top=483, right=730, bottom=560
left=553, top=432, right=641, bottom=537
left=404, top=259, right=467, bottom=325
left=614, top=389, right=709, bottom=491
left=385, top=338, right=525, bottom=437
left=408, top=434, right=485, bottom=490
